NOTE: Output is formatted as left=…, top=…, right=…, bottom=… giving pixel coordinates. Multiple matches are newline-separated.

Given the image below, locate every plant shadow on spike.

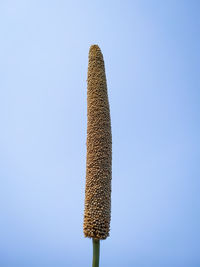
left=83, top=45, right=112, bottom=267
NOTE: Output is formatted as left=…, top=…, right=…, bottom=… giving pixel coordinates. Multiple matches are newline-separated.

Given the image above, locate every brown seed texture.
left=83, top=45, right=112, bottom=240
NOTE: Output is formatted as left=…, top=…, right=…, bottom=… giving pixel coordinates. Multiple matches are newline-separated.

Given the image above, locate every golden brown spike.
left=83, top=45, right=112, bottom=240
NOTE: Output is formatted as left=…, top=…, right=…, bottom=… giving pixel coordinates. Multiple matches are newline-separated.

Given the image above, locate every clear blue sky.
left=0, top=0, right=199, bottom=266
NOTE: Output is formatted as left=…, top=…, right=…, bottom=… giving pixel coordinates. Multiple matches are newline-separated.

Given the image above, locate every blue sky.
left=0, top=0, right=199, bottom=266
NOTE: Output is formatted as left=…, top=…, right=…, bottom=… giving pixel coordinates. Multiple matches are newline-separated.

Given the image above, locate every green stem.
left=92, top=238, right=100, bottom=267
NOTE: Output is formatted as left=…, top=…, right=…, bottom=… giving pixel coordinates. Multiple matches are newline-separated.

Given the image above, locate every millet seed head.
left=83, top=45, right=112, bottom=240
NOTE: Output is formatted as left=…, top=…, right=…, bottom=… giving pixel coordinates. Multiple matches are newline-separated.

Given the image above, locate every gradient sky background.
left=0, top=0, right=200, bottom=266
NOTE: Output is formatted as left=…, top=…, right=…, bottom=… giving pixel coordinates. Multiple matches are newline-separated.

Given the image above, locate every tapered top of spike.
left=83, top=45, right=112, bottom=240
left=89, top=44, right=103, bottom=57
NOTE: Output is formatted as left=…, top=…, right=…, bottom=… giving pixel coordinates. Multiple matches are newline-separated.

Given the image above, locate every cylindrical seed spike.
left=83, top=45, right=112, bottom=240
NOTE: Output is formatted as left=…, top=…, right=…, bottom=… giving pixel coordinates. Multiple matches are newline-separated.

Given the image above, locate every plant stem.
left=92, top=238, right=100, bottom=267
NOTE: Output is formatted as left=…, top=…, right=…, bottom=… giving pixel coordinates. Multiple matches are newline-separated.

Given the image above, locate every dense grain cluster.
left=83, top=45, right=112, bottom=240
